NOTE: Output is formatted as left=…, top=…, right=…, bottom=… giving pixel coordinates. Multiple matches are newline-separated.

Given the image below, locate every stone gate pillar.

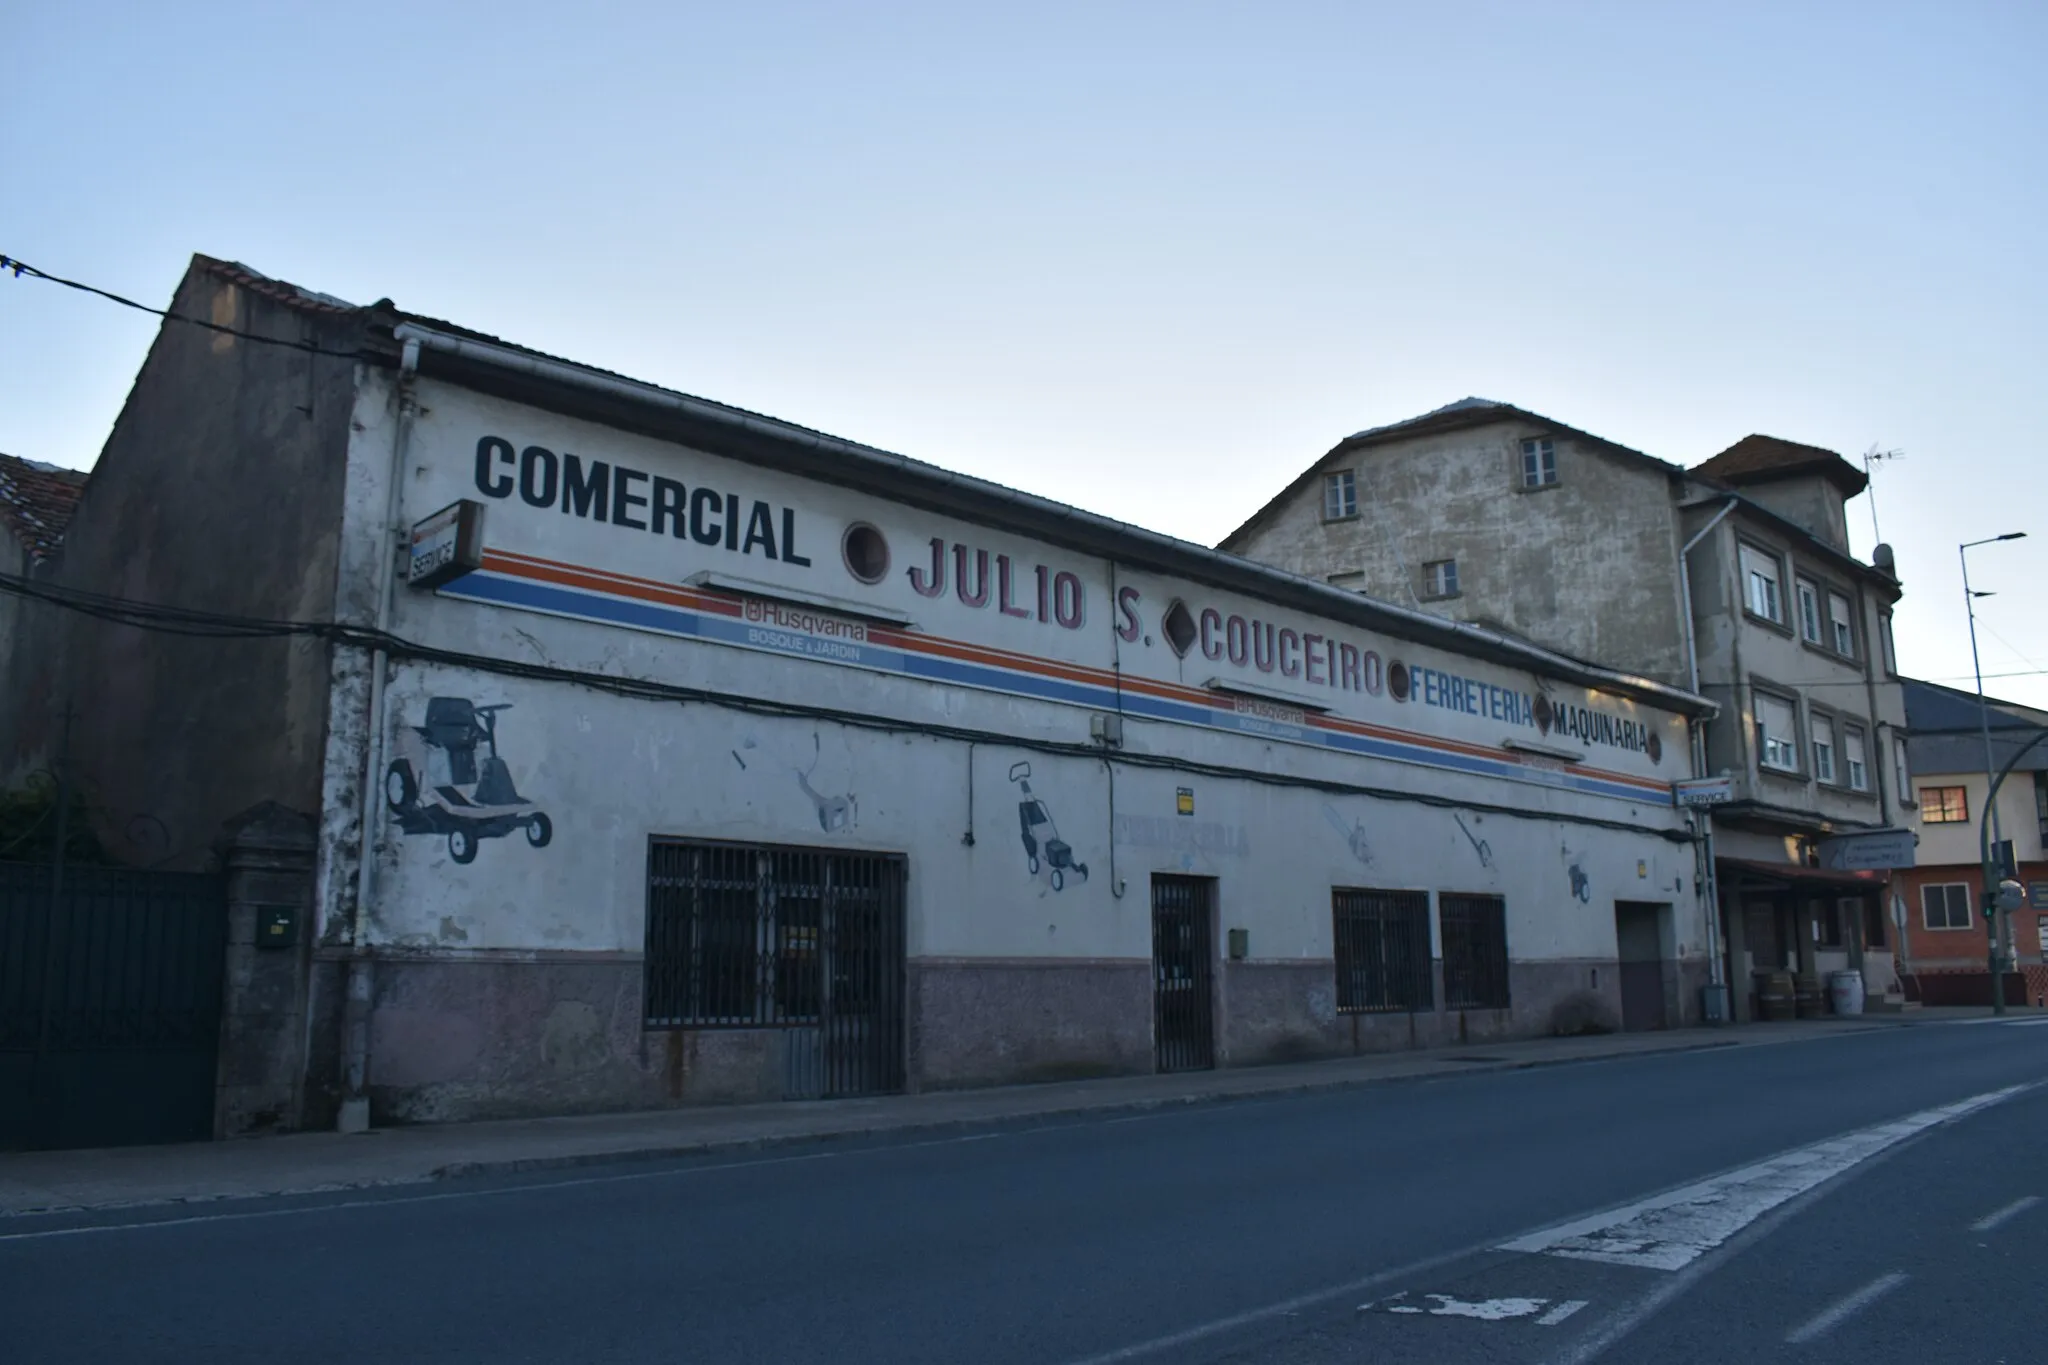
left=214, top=802, right=317, bottom=1137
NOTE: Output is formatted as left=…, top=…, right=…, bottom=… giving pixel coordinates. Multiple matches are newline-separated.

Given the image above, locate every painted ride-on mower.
left=385, top=698, right=552, bottom=864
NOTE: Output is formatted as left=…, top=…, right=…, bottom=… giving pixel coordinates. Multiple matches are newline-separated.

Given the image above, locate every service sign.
left=1673, top=776, right=1734, bottom=808
left=408, top=499, right=484, bottom=589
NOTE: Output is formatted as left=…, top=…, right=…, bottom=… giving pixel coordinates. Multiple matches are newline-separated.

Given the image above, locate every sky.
left=4, top=1, right=2044, bottom=705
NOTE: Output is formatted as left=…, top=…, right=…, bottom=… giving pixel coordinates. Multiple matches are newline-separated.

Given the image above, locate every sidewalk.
left=0, top=1010, right=2030, bottom=1216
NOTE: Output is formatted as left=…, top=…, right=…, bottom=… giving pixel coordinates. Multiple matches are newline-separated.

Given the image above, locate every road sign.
left=1816, top=828, right=1918, bottom=871
left=1673, top=776, right=1734, bottom=808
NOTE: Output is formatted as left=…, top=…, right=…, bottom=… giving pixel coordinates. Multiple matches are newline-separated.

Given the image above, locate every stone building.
left=1222, top=402, right=1913, bottom=1022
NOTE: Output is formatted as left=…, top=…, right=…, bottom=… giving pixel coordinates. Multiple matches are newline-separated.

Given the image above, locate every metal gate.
left=1150, top=874, right=1215, bottom=1072
left=644, top=838, right=906, bottom=1100
left=0, top=861, right=227, bottom=1150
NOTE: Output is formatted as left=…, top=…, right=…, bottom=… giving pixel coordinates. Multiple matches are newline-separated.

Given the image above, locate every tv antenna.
left=1862, top=444, right=1902, bottom=545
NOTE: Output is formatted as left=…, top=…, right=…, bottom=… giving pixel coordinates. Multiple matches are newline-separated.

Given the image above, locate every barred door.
left=644, top=839, right=905, bottom=1100
left=1150, top=875, right=1215, bottom=1073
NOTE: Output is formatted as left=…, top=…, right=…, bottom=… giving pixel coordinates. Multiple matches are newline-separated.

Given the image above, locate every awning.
left=1719, top=857, right=1887, bottom=892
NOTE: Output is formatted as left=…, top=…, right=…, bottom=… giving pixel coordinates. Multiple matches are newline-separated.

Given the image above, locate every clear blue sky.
left=5, top=2, right=2043, bottom=705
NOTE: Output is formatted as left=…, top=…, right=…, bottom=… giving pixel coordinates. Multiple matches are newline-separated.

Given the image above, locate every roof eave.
left=392, top=322, right=1716, bottom=720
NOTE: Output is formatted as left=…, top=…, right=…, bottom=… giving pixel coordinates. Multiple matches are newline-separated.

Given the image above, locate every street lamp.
left=1961, top=531, right=2027, bottom=1014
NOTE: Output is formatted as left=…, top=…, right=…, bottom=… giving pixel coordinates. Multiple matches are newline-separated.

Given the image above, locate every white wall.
left=315, top=372, right=1707, bottom=968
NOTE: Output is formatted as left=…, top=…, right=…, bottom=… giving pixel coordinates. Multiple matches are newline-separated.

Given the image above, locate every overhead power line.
left=0, top=254, right=369, bottom=359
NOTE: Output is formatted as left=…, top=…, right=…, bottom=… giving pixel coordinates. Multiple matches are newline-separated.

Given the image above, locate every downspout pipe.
left=338, top=335, right=420, bottom=1134
left=1679, top=498, right=1738, bottom=995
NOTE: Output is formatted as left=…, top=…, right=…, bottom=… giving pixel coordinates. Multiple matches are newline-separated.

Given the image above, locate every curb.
left=429, top=1036, right=1753, bottom=1181
left=6, top=1025, right=1890, bottom=1216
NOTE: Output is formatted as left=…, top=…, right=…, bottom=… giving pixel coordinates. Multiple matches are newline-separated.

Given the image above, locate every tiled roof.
left=1692, top=434, right=1867, bottom=495
left=0, top=452, right=88, bottom=561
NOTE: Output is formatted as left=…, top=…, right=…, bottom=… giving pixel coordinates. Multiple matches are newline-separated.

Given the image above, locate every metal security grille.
left=644, top=839, right=905, bottom=1098
left=1150, top=875, right=1216, bottom=1073
left=1440, top=892, right=1511, bottom=1010
left=0, top=861, right=226, bottom=1150
left=1331, top=888, right=1433, bottom=1012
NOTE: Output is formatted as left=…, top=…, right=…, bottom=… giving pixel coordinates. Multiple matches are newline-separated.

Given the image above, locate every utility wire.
left=0, top=254, right=371, bottom=359
left=0, top=568, right=1695, bottom=844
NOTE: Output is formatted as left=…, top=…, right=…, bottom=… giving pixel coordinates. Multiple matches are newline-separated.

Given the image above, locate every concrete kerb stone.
left=426, top=1038, right=1764, bottom=1182
left=1, top=1022, right=1894, bottom=1216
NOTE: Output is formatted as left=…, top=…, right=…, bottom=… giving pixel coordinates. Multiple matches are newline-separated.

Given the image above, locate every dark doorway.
left=1150, top=875, right=1215, bottom=1072
left=1614, top=901, right=1669, bottom=1032
left=1, top=862, right=227, bottom=1150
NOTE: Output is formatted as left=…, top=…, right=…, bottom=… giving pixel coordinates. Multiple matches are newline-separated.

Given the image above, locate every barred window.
left=1440, top=893, right=1510, bottom=1010
left=644, top=839, right=903, bottom=1028
left=1332, top=888, right=1432, bottom=1012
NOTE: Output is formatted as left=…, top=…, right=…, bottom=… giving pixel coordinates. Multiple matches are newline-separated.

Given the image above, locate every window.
left=1422, top=558, right=1460, bottom=599
left=1755, top=691, right=1801, bottom=773
left=1815, top=900, right=1844, bottom=948
left=1323, top=470, right=1357, bottom=521
left=1332, top=888, right=1433, bottom=1012
left=1842, top=725, right=1870, bottom=792
left=1920, top=786, right=1968, bottom=823
left=1811, top=714, right=1836, bottom=784
left=1880, top=614, right=1898, bottom=676
left=1740, top=544, right=1783, bottom=623
left=1796, top=579, right=1823, bottom=643
left=1828, top=590, right=1855, bottom=656
left=1520, top=438, right=1557, bottom=488
left=1921, top=882, right=1972, bottom=930
left=2036, top=770, right=2048, bottom=842
left=1439, top=893, right=1510, bottom=1009
left=1893, top=735, right=1912, bottom=803
left=1861, top=897, right=1887, bottom=949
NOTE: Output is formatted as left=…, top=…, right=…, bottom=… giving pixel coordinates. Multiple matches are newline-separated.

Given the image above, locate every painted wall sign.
left=470, top=435, right=812, bottom=565
left=1815, top=828, right=1918, bottom=872
left=396, top=390, right=1690, bottom=810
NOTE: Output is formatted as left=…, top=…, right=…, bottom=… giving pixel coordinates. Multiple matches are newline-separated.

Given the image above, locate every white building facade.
left=298, top=332, right=1717, bottom=1125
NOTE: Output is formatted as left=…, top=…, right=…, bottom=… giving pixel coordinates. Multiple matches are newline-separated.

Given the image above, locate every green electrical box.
left=257, top=905, right=298, bottom=950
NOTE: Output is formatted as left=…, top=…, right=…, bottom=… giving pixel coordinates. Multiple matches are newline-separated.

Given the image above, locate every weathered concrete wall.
left=1734, top=478, right=1849, bottom=552
left=1227, top=421, right=1690, bottom=686
left=0, top=263, right=360, bottom=868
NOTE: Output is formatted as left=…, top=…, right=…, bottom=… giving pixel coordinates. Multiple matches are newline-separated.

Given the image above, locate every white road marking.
left=1969, top=1195, right=2041, bottom=1232
left=1784, top=1271, right=1908, bottom=1344
left=2003, top=1017, right=2048, bottom=1027
left=1384, top=1294, right=1548, bottom=1320
left=1536, top=1300, right=1589, bottom=1326
left=1500, top=1084, right=2030, bottom=1271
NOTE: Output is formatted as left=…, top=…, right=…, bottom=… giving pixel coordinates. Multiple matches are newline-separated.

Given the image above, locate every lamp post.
left=1961, top=531, right=2027, bottom=1014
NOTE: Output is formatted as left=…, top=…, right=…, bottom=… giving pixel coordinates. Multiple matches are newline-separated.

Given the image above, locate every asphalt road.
left=3, top=1020, right=2044, bottom=1365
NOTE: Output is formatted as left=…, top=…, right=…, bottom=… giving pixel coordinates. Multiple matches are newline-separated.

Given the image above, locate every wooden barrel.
left=1756, top=970, right=1796, bottom=1021
left=1794, top=972, right=1826, bottom=1018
